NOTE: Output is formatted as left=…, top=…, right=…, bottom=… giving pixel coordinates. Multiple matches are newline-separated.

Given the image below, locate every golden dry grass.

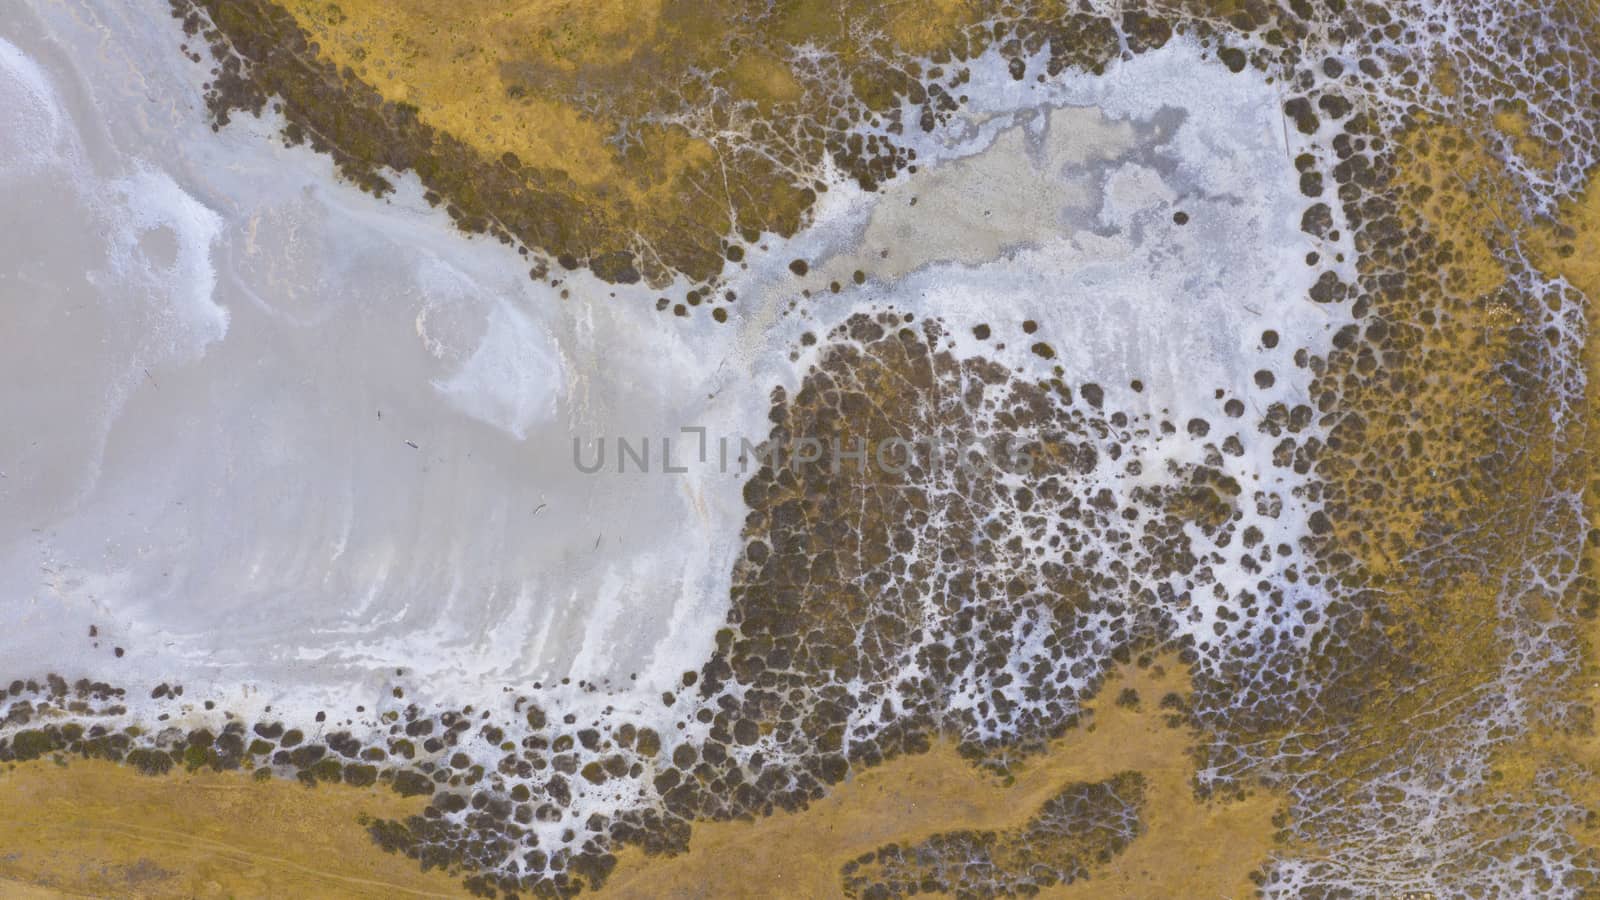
left=600, top=660, right=1280, bottom=899
left=272, top=0, right=977, bottom=211
left=1516, top=167, right=1600, bottom=845
left=10, top=11, right=1600, bottom=899
left=277, top=0, right=662, bottom=191
left=0, top=662, right=1279, bottom=900
left=0, top=760, right=465, bottom=898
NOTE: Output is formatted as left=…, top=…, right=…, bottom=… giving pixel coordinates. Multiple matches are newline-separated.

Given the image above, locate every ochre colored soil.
left=600, top=660, right=1280, bottom=898
left=0, top=760, right=466, bottom=898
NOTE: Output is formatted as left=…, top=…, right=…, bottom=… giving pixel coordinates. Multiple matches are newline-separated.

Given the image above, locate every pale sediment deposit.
left=2, top=0, right=1598, bottom=897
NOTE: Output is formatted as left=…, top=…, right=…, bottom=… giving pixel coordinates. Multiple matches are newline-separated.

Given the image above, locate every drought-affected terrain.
left=2, top=0, right=1598, bottom=896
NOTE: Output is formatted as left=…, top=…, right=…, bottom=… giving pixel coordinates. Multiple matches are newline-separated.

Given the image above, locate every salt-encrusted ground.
left=3, top=0, right=1597, bottom=896
left=0, top=0, right=1323, bottom=728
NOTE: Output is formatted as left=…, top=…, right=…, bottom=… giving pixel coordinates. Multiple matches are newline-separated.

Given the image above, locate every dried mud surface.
left=5, top=0, right=1600, bottom=898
